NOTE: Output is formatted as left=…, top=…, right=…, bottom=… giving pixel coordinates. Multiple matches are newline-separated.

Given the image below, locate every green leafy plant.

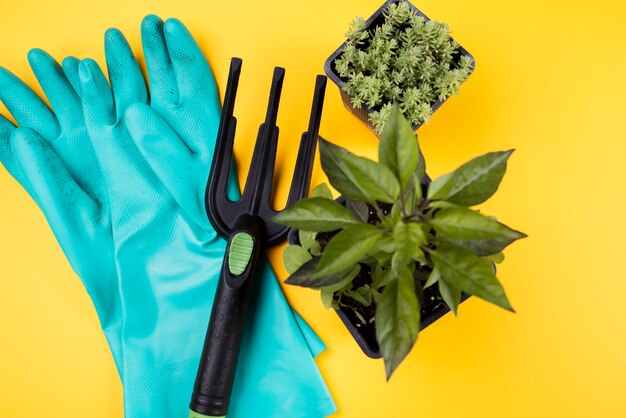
left=334, top=1, right=474, bottom=134
left=273, top=105, right=525, bottom=379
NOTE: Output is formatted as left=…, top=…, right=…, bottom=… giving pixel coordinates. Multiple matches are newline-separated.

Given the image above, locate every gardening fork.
left=189, top=57, right=327, bottom=418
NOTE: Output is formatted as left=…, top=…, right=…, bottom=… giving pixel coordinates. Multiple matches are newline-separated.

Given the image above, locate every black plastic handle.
left=190, top=214, right=265, bottom=417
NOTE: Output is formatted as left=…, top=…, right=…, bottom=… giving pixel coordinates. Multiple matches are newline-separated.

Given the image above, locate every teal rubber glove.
left=0, top=16, right=335, bottom=418
left=0, top=53, right=125, bottom=373
left=123, top=17, right=333, bottom=416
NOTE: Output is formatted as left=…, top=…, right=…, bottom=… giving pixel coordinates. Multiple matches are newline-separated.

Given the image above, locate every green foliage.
left=379, top=105, right=422, bottom=187
left=272, top=197, right=359, bottom=232
left=335, top=2, right=473, bottom=134
left=427, top=150, right=514, bottom=206
left=429, top=207, right=525, bottom=256
left=314, top=223, right=383, bottom=277
left=320, top=138, right=400, bottom=203
left=274, top=105, right=525, bottom=378
left=376, top=266, right=420, bottom=380
left=437, top=271, right=461, bottom=315
left=429, top=245, right=514, bottom=311
left=283, top=245, right=312, bottom=274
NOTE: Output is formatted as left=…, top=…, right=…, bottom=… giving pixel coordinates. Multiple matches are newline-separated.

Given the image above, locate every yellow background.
left=1, top=0, right=625, bottom=416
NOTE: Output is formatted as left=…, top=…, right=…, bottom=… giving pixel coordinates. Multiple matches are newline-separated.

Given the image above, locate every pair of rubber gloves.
left=0, top=15, right=335, bottom=418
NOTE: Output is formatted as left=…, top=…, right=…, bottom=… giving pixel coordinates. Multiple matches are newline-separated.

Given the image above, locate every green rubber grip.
left=227, top=232, right=254, bottom=275
left=189, top=410, right=224, bottom=418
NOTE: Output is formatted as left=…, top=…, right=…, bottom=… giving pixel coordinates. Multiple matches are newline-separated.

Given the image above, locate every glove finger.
left=141, top=15, right=178, bottom=105
left=0, top=67, right=60, bottom=141
left=124, top=103, right=201, bottom=220
left=79, top=59, right=155, bottom=197
left=161, top=18, right=220, bottom=156
left=0, top=114, right=21, bottom=181
left=28, top=48, right=82, bottom=131
left=61, top=56, right=82, bottom=95
left=11, top=127, right=101, bottom=246
left=19, top=56, right=104, bottom=205
left=163, top=18, right=218, bottom=102
left=0, top=114, right=36, bottom=199
left=104, top=28, right=148, bottom=118
left=78, top=59, right=116, bottom=127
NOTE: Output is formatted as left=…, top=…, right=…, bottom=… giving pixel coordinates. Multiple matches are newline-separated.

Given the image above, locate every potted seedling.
left=274, top=106, right=525, bottom=378
left=325, top=0, right=475, bottom=135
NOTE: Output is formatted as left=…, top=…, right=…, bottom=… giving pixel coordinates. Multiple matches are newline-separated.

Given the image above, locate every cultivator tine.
left=264, top=67, right=284, bottom=126
left=285, top=75, right=327, bottom=209
left=206, top=57, right=243, bottom=237
left=259, top=75, right=327, bottom=246
left=241, top=67, right=285, bottom=215
left=307, top=75, right=327, bottom=137
left=205, top=58, right=327, bottom=246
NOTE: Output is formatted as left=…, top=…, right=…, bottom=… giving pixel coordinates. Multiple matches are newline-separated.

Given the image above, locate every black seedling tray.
left=324, top=0, right=476, bottom=135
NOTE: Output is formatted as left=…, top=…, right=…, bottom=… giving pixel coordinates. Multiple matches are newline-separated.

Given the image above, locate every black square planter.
left=286, top=177, right=471, bottom=358
left=324, top=0, right=476, bottom=136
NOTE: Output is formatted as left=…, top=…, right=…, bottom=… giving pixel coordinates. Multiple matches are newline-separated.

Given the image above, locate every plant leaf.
left=298, top=230, right=317, bottom=251
left=424, top=267, right=440, bottom=288
left=312, top=182, right=333, bottom=199
left=345, top=288, right=372, bottom=306
left=346, top=200, right=370, bottom=222
left=372, top=232, right=395, bottom=253
left=376, top=267, right=420, bottom=380
left=352, top=307, right=367, bottom=325
left=321, top=289, right=334, bottom=309
left=282, top=245, right=312, bottom=274
left=323, top=264, right=361, bottom=292
left=370, top=251, right=393, bottom=266
left=415, top=150, right=426, bottom=187
left=489, top=252, right=505, bottom=264
left=393, top=221, right=426, bottom=263
left=319, top=138, right=370, bottom=201
left=428, top=200, right=462, bottom=209
left=445, top=238, right=518, bottom=257
left=309, top=241, right=322, bottom=257
left=401, top=172, right=424, bottom=213
left=372, top=263, right=389, bottom=289
left=430, top=207, right=526, bottom=255
left=427, top=150, right=514, bottom=206
left=286, top=257, right=359, bottom=289
left=339, top=152, right=401, bottom=203
left=371, top=288, right=382, bottom=304
left=429, top=245, right=514, bottom=311
left=273, top=197, right=359, bottom=232
left=313, top=223, right=383, bottom=277
left=392, top=221, right=426, bottom=274
left=438, top=276, right=462, bottom=315
left=379, top=104, right=421, bottom=187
